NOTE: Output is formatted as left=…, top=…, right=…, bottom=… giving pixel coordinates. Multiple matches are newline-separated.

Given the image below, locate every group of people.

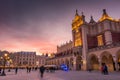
left=101, top=63, right=108, bottom=75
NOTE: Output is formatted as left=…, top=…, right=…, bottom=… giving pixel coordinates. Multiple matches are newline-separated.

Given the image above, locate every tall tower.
left=72, top=10, right=88, bottom=70
left=72, top=10, right=83, bottom=47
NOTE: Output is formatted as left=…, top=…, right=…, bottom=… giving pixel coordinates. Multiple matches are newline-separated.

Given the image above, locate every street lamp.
left=8, top=59, right=12, bottom=72
left=0, top=53, right=8, bottom=76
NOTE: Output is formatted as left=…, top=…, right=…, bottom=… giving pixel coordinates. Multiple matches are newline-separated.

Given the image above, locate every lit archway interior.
left=70, top=58, right=73, bottom=69
left=89, top=54, right=99, bottom=70
left=101, top=52, right=114, bottom=71
left=65, top=59, right=69, bottom=67
left=117, top=50, right=120, bottom=70
left=76, top=56, right=82, bottom=70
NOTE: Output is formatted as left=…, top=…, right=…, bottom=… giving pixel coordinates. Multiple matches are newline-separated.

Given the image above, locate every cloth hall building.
left=46, top=9, right=120, bottom=71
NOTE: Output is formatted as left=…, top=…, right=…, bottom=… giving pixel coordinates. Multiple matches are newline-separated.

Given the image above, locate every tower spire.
left=81, top=12, right=85, bottom=22
left=103, top=9, right=107, bottom=14
left=89, top=15, right=95, bottom=23
left=75, top=9, right=78, bottom=16
left=103, top=9, right=107, bottom=15
left=99, top=9, right=113, bottom=21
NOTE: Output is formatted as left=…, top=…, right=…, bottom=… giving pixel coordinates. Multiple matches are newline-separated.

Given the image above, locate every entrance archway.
left=101, top=52, right=114, bottom=71
left=65, top=59, right=69, bottom=68
left=117, top=50, right=120, bottom=71
left=76, top=56, right=82, bottom=70
left=89, top=54, right=99, bottom=70
left=69, top=58, right=73, bottom=70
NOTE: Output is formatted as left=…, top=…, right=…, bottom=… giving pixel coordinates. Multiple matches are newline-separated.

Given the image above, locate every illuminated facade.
left=46, top=9, right=120, bottom=71
left=72, top=10, right=83, bottom=47
left=14, top=51, right=36, bottom=67
left=13, top=52, right=47, bottom=67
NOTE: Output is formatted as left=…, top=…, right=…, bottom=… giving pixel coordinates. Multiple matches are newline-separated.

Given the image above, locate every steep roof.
left=99, top=9, right=113, bottom=22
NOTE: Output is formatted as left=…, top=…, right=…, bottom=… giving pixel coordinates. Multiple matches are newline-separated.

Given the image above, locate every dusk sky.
left=0, top=0, right=120, bottom=55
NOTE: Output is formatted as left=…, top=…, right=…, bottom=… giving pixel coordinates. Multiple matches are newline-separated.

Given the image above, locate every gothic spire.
left=99, top=9, right=113, bottom=21
left=75, top=9, right=79, bottom=16
left=81, top=12, right=85, bottom=22
left=89, top=16, right=95, bottom=23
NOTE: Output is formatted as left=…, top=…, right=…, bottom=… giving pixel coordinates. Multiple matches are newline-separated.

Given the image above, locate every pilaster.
left=81, top=24, right=88, bottom=70
left=98, top=56, right=102, bottom=70
left=72, top=55, right=77, bottom=70
left=112, top=55, right=119, bottom=71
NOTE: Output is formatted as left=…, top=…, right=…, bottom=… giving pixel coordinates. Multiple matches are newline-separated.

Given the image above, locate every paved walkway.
left=0, top=69, right=40, bottom=80
left=0, top=69, right=120, bottom=80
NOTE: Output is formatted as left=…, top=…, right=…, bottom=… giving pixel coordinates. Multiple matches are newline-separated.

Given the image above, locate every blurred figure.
left=103, top=63, right=108, bottom=75
left=15, top=67, right=18, bottom=74
left=39, top=65, right=45, bottom=78
left=0, top=67, right=1, bottom=74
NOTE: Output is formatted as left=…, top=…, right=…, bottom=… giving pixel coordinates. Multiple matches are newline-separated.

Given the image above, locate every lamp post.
left=8, top=59, right=12, bottom=72
left=0, top=53, right=8, bottom=76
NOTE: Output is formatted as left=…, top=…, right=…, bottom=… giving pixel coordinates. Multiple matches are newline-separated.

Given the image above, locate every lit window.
left=97, top=35, right=104, bottom=46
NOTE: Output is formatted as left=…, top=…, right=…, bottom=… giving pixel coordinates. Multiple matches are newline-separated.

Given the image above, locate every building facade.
left=46, top=9, right=120, bottom=71
left=0, top=51, right=47, bottom=67
left=36, top=55, right=47, bottom=67
left=14, top=51, right=36, bottom=67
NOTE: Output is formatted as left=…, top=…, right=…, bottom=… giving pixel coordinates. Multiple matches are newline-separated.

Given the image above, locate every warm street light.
left=8, top=59, right=12, bottom=72
left=0, top=53, right=8, bottom=76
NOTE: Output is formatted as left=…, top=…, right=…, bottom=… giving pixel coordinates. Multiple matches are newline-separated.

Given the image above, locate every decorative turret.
left=72, top=10, right=84, bottom=30
left=81, top=12, right=85, bottom=23
left=75, top=9, right=79, bottom=16
left=72, top=10, right=83, bottom=47
left=72, top=9, right=81, bottom=23
left=99, top=9, right=113, bottom=22
left=89, top=16, right=96, bottom=23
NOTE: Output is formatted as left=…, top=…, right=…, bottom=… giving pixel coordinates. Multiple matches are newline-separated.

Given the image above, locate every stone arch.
left=65, top=58, right=69, bottom=67
left=51, top=61, right=53, bottom=65
left=54, top=60, right=56, bottom=65
left=100, top=51, right=114, bottom=71
left=61, top=59, right=64, bottom=64
left=57, top=59, right=60, bottom=66
left=53, top=60, right=55, bottom=65
left=60, top=59, right=62, bottom=65
left=88, top=54, right=99, bottom=70
left=76, top=55, right=82, bottom=70
left=69, top=57, right=73, bottom=69
left=116, top=49, right=120, bottom=70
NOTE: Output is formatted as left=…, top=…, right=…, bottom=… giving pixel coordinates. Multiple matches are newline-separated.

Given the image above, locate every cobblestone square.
left=0, top=69, right=120, bottom=80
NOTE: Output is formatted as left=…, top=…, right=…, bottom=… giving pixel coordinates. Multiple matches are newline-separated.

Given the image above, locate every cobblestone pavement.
left=0, top=69, right=120, bottom=80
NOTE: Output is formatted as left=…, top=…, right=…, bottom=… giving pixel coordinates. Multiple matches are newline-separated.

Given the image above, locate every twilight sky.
left=0, top=0, right=120, bottom=55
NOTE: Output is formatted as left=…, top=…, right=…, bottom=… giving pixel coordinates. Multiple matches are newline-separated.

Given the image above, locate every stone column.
left=112, top=55, right=118, bottom=71
left=73, top=56, right=76, bottom=70
left=81, top=24, right=88, bottom=70
left=98, top=57, right=102, bottom=70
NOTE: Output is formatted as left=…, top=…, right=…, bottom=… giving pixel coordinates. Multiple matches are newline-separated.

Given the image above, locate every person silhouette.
left=15, top=67, right=18, bottom=74
left=39, top=65, right=45, bottom=78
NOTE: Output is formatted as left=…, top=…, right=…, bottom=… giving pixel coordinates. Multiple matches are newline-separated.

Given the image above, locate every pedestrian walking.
left=29, top=67, right=31, bottom=73
left=26, top=66, right=29, bottom=73
left=104, top=64, right=108, bottom=75
left=15, top=67, right=18, bottom=74
left=101, top=63, right=104, bottom=74
left=0, top=67, right=1, bottom=74
left=39, top=65, right=45, bottom=78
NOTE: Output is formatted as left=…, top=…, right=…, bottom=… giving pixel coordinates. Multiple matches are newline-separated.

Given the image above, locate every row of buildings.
left=46, top=9, right=120, bottom=71
left=0, top=51, right=47, bottom=67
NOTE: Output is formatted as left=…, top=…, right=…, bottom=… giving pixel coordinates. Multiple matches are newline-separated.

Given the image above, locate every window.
left=97, top=35, right=104, bottom=46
